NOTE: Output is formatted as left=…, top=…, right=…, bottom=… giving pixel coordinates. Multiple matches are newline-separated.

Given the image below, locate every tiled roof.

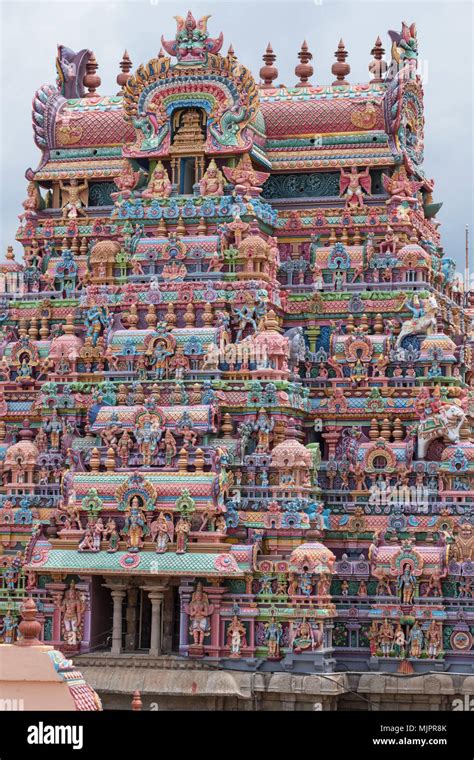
left=27, top=547, right=244, bottom=576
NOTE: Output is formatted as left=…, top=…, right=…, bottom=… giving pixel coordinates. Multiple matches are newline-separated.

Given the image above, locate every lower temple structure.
left=1, top=13, right=473, bottom=704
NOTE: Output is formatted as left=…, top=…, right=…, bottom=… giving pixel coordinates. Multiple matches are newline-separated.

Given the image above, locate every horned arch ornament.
left=122, top=14, right=259, bottom=156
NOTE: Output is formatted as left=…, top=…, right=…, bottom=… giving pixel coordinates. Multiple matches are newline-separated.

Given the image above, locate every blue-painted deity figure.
left=299, top=572, right=313, bottom=597
left=85, top=305, right=109, bottom=347
left=398, top=563, right=416, bottom=605
left=0, top=611, right=17, bottom=644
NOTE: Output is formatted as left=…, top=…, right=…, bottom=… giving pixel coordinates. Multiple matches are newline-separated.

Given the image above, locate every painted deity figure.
left=150, top=340, right=172, bottom=380
left=0, top=611, right=17, bottom=644
left=114, top=160, right=141, bottom=194
left=264, top=616, right=283, bottom=659
left=367, top=621, right=379, bottom=656
left=222, top=153, right=269, bottom=197
left=393, top=625, right=406, bottom=657
left=121, top=497, right=148, bottom=552
left=104, top=518, right=120, bottom=553
left=398, top=563, right=416, bottom=605
left=339, top=166, right=371, bottom=207
left=175, top=514, right=190, bottom=554
left=226, top=615, right=247, bottom=657
left=382, top=166, right=423, bottom=205
left=154, top=512, right=174, bottom=553
left=164, top=429, right=177, bottom=465
left=60, top=178, right=88, bottom=218
left=186, top=582, right=213, bottom=648
left=20, top=181, right=42, bottom=219
left=253, top=408, right=274, bottom=453
left=426, top=621, right=442, bottom=658
left=60, top=581, right=84, bottom=645
left=117, top=431, right=133, bottom=466
left=408, top=621, right=424, bottom=657
left=378, top=619, right=394, bottom=656
left=376, top=574, right=393, bottom=597
left=292, top=619, right=315, bottom=653
left=199, top=159, right=225, bottom=196
left=141, top=161, right=172, bottom=199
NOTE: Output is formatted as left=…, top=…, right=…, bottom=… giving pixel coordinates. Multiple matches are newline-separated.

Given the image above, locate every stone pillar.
left=46, top=582, right=66, bottom=644
left=149, top=591, right=163, bottom=657
left=141, top=585, right=168, bottom=657
left=178, top=580, right=195, bottom=656
left=109, top=588, right=126, bottom=654
left=125, top=587, right=138, bottom=651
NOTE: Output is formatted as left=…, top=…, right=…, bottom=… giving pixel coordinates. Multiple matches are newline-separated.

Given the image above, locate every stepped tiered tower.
left=1, top=14, right=473, bottom=699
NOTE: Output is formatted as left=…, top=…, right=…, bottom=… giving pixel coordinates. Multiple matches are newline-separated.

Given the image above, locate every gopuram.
left=1, top=13, right=473, bottom=707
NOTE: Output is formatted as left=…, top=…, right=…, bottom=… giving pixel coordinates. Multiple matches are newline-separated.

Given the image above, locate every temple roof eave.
left=26, top=547, right=246, bottom=577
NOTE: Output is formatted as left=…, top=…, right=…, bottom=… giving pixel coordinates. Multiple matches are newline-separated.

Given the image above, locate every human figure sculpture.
left=426, top=620, right=442, bottom=658
left=20, top=181, right=41, bottom=220
left=423, top=571, right=444, bottom=598
left=376, top=574, right=393, bottom=597
left=175, top=514, right=190, bottom=554
left=104, top=518, right=120, bottom=553
left=367, top=621, right=379, bottom=656
left=154, top=512, right=174, bottom=553
left=378, top=619, right=394, bottom=656
left=382, top=166, right=423, bottom=205
left=186, top=582, right=213, bottom=648
left=379, top=227, right=399, bottom=254
left=164, top=429, right=177, bottom=465
left=141, top=161, right=172, bottom=199
left=393, top=625, right=406, bottom=657
left=0, top=611, right=17, bottom=644
left=339, top=166, right=371, bottom=207
left=292, top=618, right=315, bottom=653
left=199, top=159, right=225, bottom=196
left=398, top=563, right=416, bottom=604
left=264, top=615, right=283, bottom=659
left=60, top=178, right=89, bottom=218
left=226, top=615, right=247, bottom=657
left=408, top=621, right=423, bottom=657
left=121, top=497, right=148, bottom=552
left=222, top=154, right=269, bottom=197
left=114, top=160, right=141, bottom=194
left=60, top=581, right=84, bottom=645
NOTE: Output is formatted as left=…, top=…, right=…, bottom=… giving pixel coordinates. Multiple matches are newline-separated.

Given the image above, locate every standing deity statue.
left=60, top=581, right=84, bottom=645
left=378, top=619, right=394, bottom=657
left=425, top=621, right=442, bottom=658
left=154, top=512, right=174, bottom=553
left=264, top=615, right=283, bottom=659
left=393, top=625, right=406, bottom=657
left=408, top=621, right=424, bottom=657
left=226, top=615, right=247, bottom=657
left=186, top=582, right=214, bottom=648
left=0, top=610, right=18, bottom=644
left=175, top=514, right=191, bottom=554
left=121, top=497, right=148, bottom=552
left=398, top=563, right=416, bottom=605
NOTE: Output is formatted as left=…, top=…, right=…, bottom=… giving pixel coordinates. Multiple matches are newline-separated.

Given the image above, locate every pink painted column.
left=204, top=585, right=226, bottom=657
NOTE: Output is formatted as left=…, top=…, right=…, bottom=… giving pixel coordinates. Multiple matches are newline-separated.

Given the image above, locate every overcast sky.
left=1, top=0, right=472, bottom=268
